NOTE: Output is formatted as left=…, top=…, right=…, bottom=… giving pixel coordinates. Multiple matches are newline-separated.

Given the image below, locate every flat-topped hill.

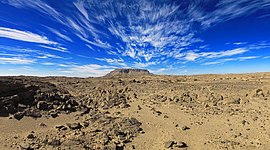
left=105, top=69, right=152, bottom=77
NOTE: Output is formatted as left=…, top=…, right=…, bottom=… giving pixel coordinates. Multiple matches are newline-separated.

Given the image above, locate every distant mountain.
left=105, top=69, right=152, bottom=77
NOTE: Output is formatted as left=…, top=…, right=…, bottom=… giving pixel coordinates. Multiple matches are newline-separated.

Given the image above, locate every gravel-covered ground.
left=1, top=70, right=270, bottom=149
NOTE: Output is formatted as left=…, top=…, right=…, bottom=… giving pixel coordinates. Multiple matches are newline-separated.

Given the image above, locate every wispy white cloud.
left=37, top=53, right=62, bottom=59
left=203, top=56, right=258, bottom=65
left=0, top=52, right=27, bottom=57
left=0, top=57, right=35, bottom=64
left=133, top=61, right=158, bottom=68
left=203, top=58, right=235, bottom=65
left=233, top=42, right=247, bottom=45
left=238, top=56, right=259, bottom=61
left=185, top=51, right=200, bottom=61
left=0, top=27, right=57, bottom=45
left=149, top=65, right=175, bottom=75
left=246, top=42, right=270, bottom=50
left=39, top=45, right=68, bottom=52
left=149, top=68, right=168, bottom=74
left=188, top=0, right=270, bottom=28
left=0, top=45, right=65, bottom=65
left=41, top=62, right=75, bottom=67
left=200, top=48, right=248, bottom=59
left=8, top=66, right=34, bottom=72
left=203, top=61, right=223, bottom=65
left=74, top=0, right=89, bottom=21
left=42, top=62, right=55, bottom=66
left=96, top=57, right=127, bottom=66
left=46, top=27, right=72, bottom=42
left=86, top=44, right=97, bottom=51
left=60, top=64, right=116, bottom=77
left=182, top=48, right=248, bottom=62
left=2, top=0, right=63, bottom=23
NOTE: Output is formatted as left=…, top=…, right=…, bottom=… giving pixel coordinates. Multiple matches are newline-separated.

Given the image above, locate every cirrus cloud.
left=0, top=27, right=57, bottom=45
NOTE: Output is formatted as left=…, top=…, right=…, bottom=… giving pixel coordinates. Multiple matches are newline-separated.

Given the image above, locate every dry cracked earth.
left=1, top=69, right=270, bottom=150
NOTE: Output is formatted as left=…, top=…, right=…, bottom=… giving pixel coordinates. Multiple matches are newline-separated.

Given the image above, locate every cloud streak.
left=61, top=64, right=116, bottom=77
left=203, top=56, right=258, bottom=65
left=0, top=27, right=57, bottom=45
left=0, top=57, right=35, bottom=64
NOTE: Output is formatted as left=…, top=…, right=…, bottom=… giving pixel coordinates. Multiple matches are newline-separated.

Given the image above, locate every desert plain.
left=0, top=69, right=270, bottom=150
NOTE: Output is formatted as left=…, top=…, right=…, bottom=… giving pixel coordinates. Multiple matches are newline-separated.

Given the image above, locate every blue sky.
left=0, top=0, right=270, bottom=77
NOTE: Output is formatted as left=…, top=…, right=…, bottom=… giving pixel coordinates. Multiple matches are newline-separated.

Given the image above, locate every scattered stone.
left=30, top=110, right=42, bottom=118
left=37, top=101, right=48, bottom=110
left=18, top=104, right=28, bottom=109
left=66, top=123, right=82, bottom=130
left=83, top=121, right=89, bottom=127
left=175, top=141, right=187, bottom=148
left=50, top=112, right=58, bottom=118
left=27, top=134, right=35, bottom=139
left=39, top=123, right=47, bottom=127
left=55, top=125, right=67, bottom=130
left=181, top=126, right=190, bottom=131
left=81, top=107, right=90, bottom=115
left=19, top=142, right=30, bottom=150
left=47, top=138, right=61, bottom=147
left=116, top=145, right=124, bottom=150
left=164, top=141, right=174, bottom=148
left=13, top=112, right=25, bottom=120
left=232, top=98, right=241, bottom=104
left=241, top=120, right=249, bottom=125
left=255, top=89, right=264, bottom=97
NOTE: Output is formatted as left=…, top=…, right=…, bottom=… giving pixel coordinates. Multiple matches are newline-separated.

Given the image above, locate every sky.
left=0, top=0, right=270, bottom=77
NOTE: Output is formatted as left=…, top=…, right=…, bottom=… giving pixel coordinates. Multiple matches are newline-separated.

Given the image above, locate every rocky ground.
left=0, top=69, right=270, bottom=150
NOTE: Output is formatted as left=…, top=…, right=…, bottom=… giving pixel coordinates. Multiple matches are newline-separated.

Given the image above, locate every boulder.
left=19, top=142, right=30, bottom=150
left=37, top=101, right=49, bottom=110
left=14, top=112, right=25, bottom=120
left=66, top=123, right=82, bottom=130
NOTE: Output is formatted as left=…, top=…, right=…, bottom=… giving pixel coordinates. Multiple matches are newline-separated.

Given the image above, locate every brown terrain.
left=0, top=69, right=270, bottom=150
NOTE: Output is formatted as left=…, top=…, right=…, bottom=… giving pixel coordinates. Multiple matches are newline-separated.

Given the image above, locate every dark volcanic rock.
left=0, top=77, right=78, bottom=119
left=29, top=110, right=42, bottom=118
left=36, top=101, right=49, bottom=110
left=55, top=125, right=67, bottom=130
left=27, top=133, right=35, bottom=139
left=50, top=112, right=58, bottom=118
left=13, top=112, right=25, bottom=120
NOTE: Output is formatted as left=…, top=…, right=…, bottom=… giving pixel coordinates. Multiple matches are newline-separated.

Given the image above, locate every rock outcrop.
left=0, top=77, right=79, bottom=119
